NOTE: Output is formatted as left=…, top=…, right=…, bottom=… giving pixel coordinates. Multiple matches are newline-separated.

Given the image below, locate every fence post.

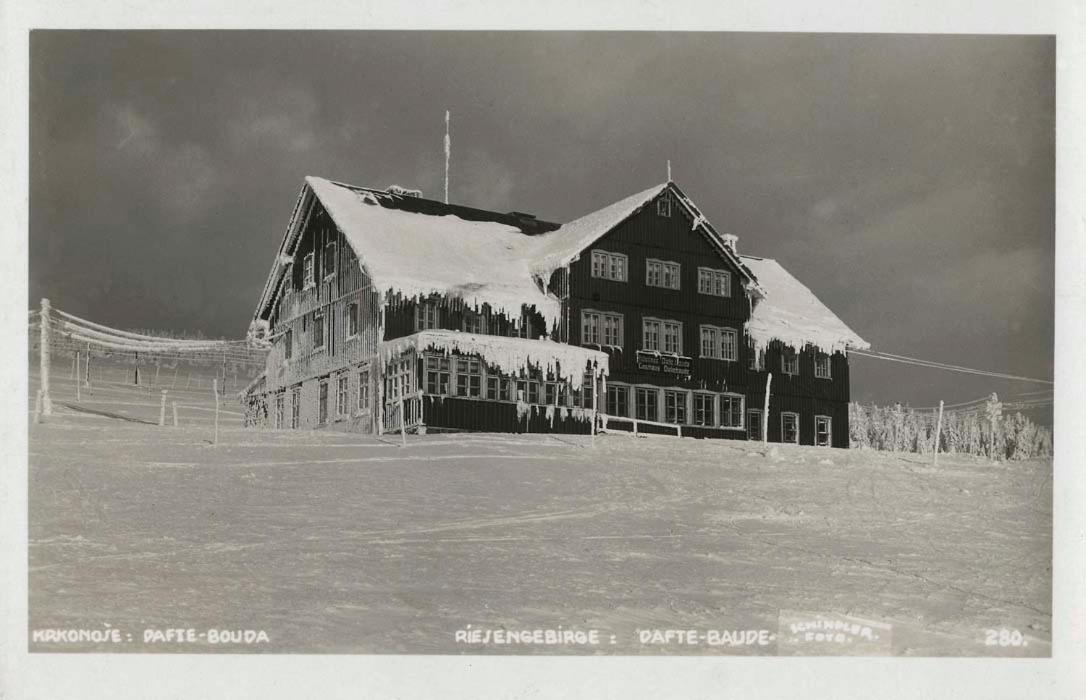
left=591, top=369, right=598, bottom=446
left=185, top=372, right=192, bottom=390
left=932, top=400, right=944, bottom=467
left=40, top=299, right=53, bottom=415
left=76, top=354, right=82, bottom=402
left=71, top=352, right=77, bottom=381
left=154, top=362, right=160, bottom=389
left=84, top=345, right=92, bottom=393
left=172, top=366, right=179, bottom=389
left=159, top=390, right=168, bottom=426
left=762, top=372, right=772, bottom=446
left=172, top=401, right=179, bottom=427
left=212, top=379, right=220, bottom=445
left=398, top=395, right=407, bottom=447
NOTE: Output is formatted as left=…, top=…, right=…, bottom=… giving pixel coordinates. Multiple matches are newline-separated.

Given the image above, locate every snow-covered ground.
left=27, top=373, right=1051, bottom=655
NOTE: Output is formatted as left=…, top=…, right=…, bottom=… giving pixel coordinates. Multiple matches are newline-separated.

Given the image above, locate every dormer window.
left=657, top=197, right=671, bottom=217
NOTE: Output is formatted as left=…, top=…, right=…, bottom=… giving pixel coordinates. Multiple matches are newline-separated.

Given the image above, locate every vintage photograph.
left=25, top=30, right=1054, bottom=658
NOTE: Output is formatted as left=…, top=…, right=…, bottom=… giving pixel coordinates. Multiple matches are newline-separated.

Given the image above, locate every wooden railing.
left=600, top=413, right=683, bottom=437
left=382, top=395, right=423, bottom=434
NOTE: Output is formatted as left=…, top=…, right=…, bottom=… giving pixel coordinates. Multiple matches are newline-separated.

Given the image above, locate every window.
left=815, top=415, right=832, bottom=447
left=643, top=318, right=683, bottom=354
left=284, top=329, right=293, bottom=360
left=318, top=380, right=329, bottom=424
left=346, top=302, right=359, bottom=338
left=357, top=369, right=370, bottom=411
left=721, top=394, right=744, bottom=429
left=455, top=358, right=482, bottom=398
left=657, top=197, right=671, bottom=217
left=544, top=382, right=557, bottom=406
left=606, top=384, right=629, bottom=417
left=697, top=267, right=732, bottom=297
left=386, top=358, right=413, bottom=400
left=274, top=394, right=285, bottom=429
left=581, top=310, right=624, bottom=347
left=463, top=311, right=485, bottom=335
left=748, top=347, right=763, bottom=371
left=312, top=313, right=326, bottom=351
left=527, top=381, right=540, bottom=405
left=699, top=325, right=737, bottom=361
left=635, top=387, right=658, bottom=422
left=814, top=354, right=832, bottom=379
left=646, top=259, right=681, bottom=290
left=323, top=242, right=336, bottom=279
left=781, top=348, right=798, bottom=375
left=415, top=302, right=440, bottom=331
left=581, top=373, right=595, bottom=409
left=487, top=375, right=510, bottom=401
left=590, top=250, right=628, bottom=282
left=290, top=387, right=301, bottom=429
left=747, top=409, right=763, bottom=441
left=303, top=252, right=315, bottom=288
left=336, top=375, right=349, bottom=418
left=781, top=412, right=800, bottom=444
left=425, top=355, right=451, bottom=395
left=664, top=390, right=687, bottom=424
left=693, top=393, right=715, bottom=426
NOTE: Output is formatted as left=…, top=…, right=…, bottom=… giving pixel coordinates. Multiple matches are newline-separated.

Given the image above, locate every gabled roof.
left=529, top=182, right=761, bottom=293
left=741, top=255, right=869, bottom=354
left=307, top=176, right=562, bottom=326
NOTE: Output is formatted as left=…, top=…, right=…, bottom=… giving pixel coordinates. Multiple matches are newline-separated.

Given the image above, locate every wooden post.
left=590, top=369, right=598, bottom=445
left=84, top=345, right=92, bottom=392
left=39, top=298, right=53, bottom=416
left=76, top=355, right=82, bottom=402
left=134, top=351, right=140, bottom=386
left=762, top=373, right=772, bottom=446
left=71, top=352, right=77, bottom=381
left=398, top=395, right=407, bottom=448
left=185, top=371, right=192, bottom=390
left=172, top=401, right=179, bottom=427
left=212, top=379, right=220, bottom=445
left=154, top=362, right=160, bottom=388
left=932, top=400, right=944, bottom=466
left=159, top=390, right=168, bottom=426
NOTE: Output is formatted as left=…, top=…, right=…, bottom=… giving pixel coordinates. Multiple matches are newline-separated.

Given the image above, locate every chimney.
left=721, top=233, right=739, bottom=255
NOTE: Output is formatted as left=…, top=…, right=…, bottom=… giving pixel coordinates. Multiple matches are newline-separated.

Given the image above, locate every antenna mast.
left=444, top=110, right=451, bottom=205
left=667, top=159, right=672, bottom=182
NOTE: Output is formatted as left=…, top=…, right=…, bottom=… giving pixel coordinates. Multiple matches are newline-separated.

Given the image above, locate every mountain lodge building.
left=244, top=176, right=868, bottom=447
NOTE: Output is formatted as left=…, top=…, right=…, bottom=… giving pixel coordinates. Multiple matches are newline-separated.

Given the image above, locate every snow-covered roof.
left=530, top=183, right=669, bottom=277
left=307, top=176, right=562, bottom=327
left=741, top=255, right=869, bottom=355
left=379, top=330, right=608, bottom=387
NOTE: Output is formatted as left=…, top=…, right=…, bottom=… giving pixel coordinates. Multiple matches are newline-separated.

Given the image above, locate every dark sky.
left=29, top=31, right=1055, bottom=412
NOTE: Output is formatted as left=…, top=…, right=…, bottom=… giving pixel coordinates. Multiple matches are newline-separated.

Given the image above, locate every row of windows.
left=414, top=302, right=533, bottom=338
left=272, top=365, right=373, bottom=429
left=423, top=354, right=597, bottom=408
left=299, top=241, right=339, bottom=290
left=605, top=385, right=745, bottom=428
left=280, top=301, right=363, bottom=360
left=590, top=249, right=733, bottom=297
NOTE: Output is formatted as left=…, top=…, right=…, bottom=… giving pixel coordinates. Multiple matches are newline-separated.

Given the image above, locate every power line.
left=851, top=348, right=1053, bottom=386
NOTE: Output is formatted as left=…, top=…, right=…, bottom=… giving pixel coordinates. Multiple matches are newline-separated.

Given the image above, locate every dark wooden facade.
left=249, top=180, right=855, bottom=447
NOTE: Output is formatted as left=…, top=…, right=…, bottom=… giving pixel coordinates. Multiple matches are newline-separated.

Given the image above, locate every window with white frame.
left=643, top=318, right=683, bottom=354
left=693, top=393, right=715, bottom=426
left=336, top=374, right=349, bottom=418
left=290, top=386, right=301, bottom=429
left=581, top=310, right=624, bottom=347
left=544, top=382, right=557, bottom=406
left=606, top=384, right=629, bottom=417
left=646, top=259, right=681, bottom=290
left=721, top=394, right=744, bottom=428
left=697, top=267, right=732, bottom=297
left=699, top=325, right=737, bottom=360
left=664, top=390, right=687, bottom=424
left=590, top=250, right=628, bottom=282
left=357, top=368, right=369, bottom=412
left=303, top=252, right=315, bottom=288
left=781, top=348, right=798, bottom=375
left=815, top=415, right=832, bottom=447
left=455, top=358, right=482, bottom=398
left=635, top=387, right=658, bottom=421
left=747, top=409, right=763, bottom=441
left=346, top=302, right=359, bottom=338
left=323, top=241, right=336, bottom=280
left=657, top=196, right=671, bottom=217
left=425, top=355, right=451, bottom=395
left=386, top=358, right=414, bottom=400
left=312, top=313, right=326, bottom=351
left=415, top=302, right=440, bottom=331
left=580, top=373, right=595, bottom=409
left=814, top=353, right=832, bottom=379
left=781, top=412, right=800, bottom=444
